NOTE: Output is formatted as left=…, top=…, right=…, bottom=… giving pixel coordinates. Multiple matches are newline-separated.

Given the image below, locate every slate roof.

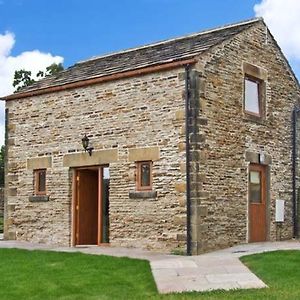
left=10, top=18, right=262, bottom=96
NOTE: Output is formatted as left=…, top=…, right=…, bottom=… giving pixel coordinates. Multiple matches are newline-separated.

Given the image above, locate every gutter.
left=185, top=65, right=192, bottom=255
left=292, top=106, right=300, bottom=238
left=3, top=58, right=197, bottom=101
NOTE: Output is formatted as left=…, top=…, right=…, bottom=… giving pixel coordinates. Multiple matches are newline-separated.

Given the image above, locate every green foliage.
left=13, top=63, right=64, bottom=92
left=46, top=63, right=64, bottom=75
left=13, top=70, right=35, bottom=91
left=0, top=146, right=4, bottom=187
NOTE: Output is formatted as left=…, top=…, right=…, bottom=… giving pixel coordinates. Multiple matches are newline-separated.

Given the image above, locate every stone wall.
left=0, top=187, right=3, bottom=217
left=189, top=21, right=300, bottom=253
left=4, top=20, right=300, bottom=254
left=5, top=68, right=188, bottom=252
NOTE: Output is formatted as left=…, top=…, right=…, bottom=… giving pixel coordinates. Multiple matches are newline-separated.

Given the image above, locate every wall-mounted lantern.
left=82, top=134, right=94, bottom=156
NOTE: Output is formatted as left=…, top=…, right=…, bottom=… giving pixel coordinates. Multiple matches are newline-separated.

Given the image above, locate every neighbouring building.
left=1, top=18, right=300, bottom=255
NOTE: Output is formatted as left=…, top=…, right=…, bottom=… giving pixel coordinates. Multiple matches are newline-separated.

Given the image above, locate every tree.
left=13, top=70, right=35, bottom=91
left=13, top=63, right=64, bottom=91
left=0, top=146, right=4, bottom=187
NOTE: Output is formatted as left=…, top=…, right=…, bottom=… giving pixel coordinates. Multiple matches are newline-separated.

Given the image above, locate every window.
left=249, top=170, right=261, bottom=203
left=35, top=169, right=46, bottom=195
left=244, top=76, right=261, bottom=116
left=136, top=161, right=152, bottom=191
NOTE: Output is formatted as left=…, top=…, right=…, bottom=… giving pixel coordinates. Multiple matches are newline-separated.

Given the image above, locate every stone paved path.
left=0, top=239, right=299, bottom=294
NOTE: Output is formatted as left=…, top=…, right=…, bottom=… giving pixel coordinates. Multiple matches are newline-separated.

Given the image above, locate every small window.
left=136, top=161, right=152, bottom=191
left=249, top=171, right=261, bottom=203
left=244, top=76, right=261, bottom=116
left=35, top=169, right=46, bottom=195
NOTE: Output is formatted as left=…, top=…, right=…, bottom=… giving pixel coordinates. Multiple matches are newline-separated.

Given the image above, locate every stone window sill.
left=243, top=114, right=266, bottom=125
left=29, top=195, right=50, bottom=202
left=129, top=190, right=157, bottom=200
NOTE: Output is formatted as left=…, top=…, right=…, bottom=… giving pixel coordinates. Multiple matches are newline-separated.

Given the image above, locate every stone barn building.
left=2, top=18, right=300, bottom=255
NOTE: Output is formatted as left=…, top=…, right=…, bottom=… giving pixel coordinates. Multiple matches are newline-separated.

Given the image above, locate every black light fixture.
left=82, top=134, right=94, bottom=156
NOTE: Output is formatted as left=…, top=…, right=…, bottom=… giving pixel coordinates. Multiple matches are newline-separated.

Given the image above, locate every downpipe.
left=292, top=106, right=300, bottom=238
left=185, top=65, right=192, bottom=255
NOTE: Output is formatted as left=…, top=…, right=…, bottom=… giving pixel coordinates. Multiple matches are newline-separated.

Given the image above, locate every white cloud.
left=0, top=31, right=63, bottom=146
left=254, top=0, right=300, bottom=61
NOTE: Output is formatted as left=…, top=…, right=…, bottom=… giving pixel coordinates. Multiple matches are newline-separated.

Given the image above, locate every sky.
left=0, top=0, right=300, bottom=146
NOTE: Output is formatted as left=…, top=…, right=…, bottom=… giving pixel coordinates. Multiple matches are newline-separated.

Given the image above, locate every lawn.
left=0, top=249, right=300, bottom=299
left=0, top=249, right=156, bottom=300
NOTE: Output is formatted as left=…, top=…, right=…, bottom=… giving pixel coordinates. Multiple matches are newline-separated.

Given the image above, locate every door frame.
left=247, top=163, right=269, bottom=242
left=71, top=165, right=108, bottom=246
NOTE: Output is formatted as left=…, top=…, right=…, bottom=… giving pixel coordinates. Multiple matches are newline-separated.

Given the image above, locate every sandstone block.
left=128, top=147, right=160, bottom=162
left=175, top=110, right=185, bottom=120
left=27, top=156, right=52, bottom=170
left=175, top=182, right=186, bottom=193
left=63, top=149, right=118, bottom=167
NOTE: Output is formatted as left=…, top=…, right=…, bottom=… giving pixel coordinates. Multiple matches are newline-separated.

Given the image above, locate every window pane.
left=250, top=171, right=260, bottom=184
left=38, top=170, right=46, bottom=192
left=249, top=171, right=261, bottom=203
left=103, top=167, right=110, bottom=179
left=245, top=78, right=260, bottom=114
left=141, top=163, right=150, bottom=187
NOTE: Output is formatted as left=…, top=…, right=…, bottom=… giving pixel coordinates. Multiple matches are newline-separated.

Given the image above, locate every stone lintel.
left=128, top=147, right=160, bottom=162
left=245, top=151, right=259, bottom=163
left=243, top=62, right=267, bottom=80
left=27, top=156, right=52, bottom=170
left=245, top=151, right=272, bottom=165
left=63, top=149, right=118, bottom=167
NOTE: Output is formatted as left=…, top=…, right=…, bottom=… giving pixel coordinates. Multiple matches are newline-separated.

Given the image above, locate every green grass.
left=159, top=250, right=300, bottom=300
left=0, top=249, right=300, bottom=299
left=0, top=249, right=156, bottom=300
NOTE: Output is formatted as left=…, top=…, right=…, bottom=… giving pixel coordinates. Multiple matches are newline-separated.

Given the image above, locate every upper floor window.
left=136, top=161, right=152, bottom=191
left=244, top=76, right=261, bottom=116
left=35, top=169, right=46, bottom=195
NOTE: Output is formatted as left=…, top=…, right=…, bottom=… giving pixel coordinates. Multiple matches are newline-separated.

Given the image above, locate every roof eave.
left=3, top=57, right=198, bottom=101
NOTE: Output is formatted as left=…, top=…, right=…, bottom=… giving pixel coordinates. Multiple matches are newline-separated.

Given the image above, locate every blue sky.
left=0, top=0, right=299, bottom=146
left=1, top=0, right=260, bottom=66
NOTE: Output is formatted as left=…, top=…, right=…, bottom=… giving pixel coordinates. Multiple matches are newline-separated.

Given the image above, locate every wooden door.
left=100, top=167, right=110, bottom=243
left=75, top=169, right=98, bottom=245
left=249, top=164, right=267, bottom=242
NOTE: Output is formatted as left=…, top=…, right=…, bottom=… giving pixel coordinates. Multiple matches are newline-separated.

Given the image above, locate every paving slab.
left=0, top=239, right=300, bottom=294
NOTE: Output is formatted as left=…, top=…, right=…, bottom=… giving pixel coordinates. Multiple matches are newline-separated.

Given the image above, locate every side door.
left=249, top=164, right=267, bottom=242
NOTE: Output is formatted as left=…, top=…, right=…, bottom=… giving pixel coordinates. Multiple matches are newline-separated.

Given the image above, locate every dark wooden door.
left=101, top=167, right=110, bottom=243
left=76, top=170, right=98, bottom=245
left=249, top=164, right=267, bottom=242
